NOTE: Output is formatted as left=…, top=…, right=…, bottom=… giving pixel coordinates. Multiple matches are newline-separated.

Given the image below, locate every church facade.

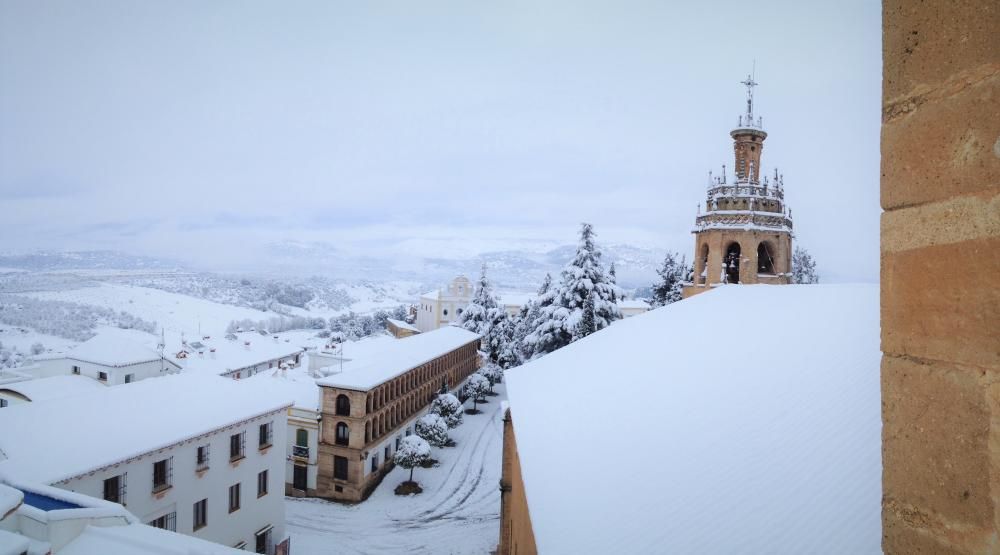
left=683, top=76, right=793, bottom=298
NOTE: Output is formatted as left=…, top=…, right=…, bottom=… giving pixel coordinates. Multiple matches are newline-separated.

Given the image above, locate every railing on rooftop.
left=292, top=445, right=309, bottom=459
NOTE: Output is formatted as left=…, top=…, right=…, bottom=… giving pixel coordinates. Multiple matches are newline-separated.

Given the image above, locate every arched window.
left=757, top=242, right=775, bottom=275
left=443, top=309, right=449, bottom=317
left=295, top=428, right=308, bottom=447
left=725, top=243, right=741, bottom=284
left=336, top=394, right=351, bottom=416
left=335, top=423, right=350, bottom=446
left=698, top=244, right=710, bottom=285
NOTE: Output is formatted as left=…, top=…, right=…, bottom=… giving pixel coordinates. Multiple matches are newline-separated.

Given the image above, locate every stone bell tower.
left=682, top=74, right=793, bottom=298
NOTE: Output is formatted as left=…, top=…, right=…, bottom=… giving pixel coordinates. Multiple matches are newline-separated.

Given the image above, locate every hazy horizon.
left=1, top=0, right=882, bottom=283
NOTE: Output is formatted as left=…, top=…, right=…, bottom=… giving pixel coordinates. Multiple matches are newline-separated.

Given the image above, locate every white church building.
left=415, top=276, right=474, bottom=333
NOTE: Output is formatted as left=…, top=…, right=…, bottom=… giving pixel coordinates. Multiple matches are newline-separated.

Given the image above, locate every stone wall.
left=881, top=1, right=1000, bottom=552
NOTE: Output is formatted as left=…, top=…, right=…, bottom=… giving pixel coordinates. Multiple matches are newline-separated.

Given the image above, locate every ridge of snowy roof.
left=316, top=326, right=479, bottom=391
left=505, top=284, right=881, bottom=554
left=386, top=318, right=420, bottom=332
left=0, top=373, right=293, bottom=484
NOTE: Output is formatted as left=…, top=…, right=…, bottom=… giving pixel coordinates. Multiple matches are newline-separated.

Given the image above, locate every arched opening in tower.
left=724, top=242, right=741, bottom=284
left=698, top=244, right=709, bottom=285
left=757, top=242, right=776, bottom=276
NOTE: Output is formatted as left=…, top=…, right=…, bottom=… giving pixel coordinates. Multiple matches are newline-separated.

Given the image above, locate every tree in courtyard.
left=429, top=392, right=464, bottom=428
left=466, top=373, right=490, bottom=413
left=792, top=247, right=820, bottom=284
left=415, top=413, right=450, bottom=447
left=478, top=364, right=503, bottom=393
left=394, top=436, right=431, bottom=484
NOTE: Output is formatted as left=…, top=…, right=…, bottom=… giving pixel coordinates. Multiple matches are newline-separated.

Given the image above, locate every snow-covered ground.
left=26, top=283, right=267, bottom=336
left=286, top=384, right=505, bottom=555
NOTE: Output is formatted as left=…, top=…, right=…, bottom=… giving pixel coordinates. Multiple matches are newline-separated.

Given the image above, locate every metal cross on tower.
left=741, top=73, right=758, bottom=121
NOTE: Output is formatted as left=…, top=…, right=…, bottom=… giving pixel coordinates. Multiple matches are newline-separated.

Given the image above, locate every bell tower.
left=682, top=73, right=794, bottom=298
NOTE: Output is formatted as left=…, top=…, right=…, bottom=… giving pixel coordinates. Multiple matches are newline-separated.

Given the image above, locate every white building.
left=618, top=298, right=651, bottom=317
left=242, top=367, right=322, bottom=497
left=29, top=328, right=181, bottom=385
left=415, top=276, right=474, bottom=332
left=0, top=373, right=292, bottom=554
left=0, top=479, right=247, bottom=554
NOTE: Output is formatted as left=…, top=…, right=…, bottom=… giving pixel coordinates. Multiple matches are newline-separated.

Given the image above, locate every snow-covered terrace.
left=316, top=326, right=479, bottom=391
left=60, top=328, right=177, bottom=368
left=0, top=374, right=105, bottom=403
left=0, top=373, right=293, bottom=484
left=168, top=333, right=304, bottom=377
left=505, top=284, right=881, bottom=553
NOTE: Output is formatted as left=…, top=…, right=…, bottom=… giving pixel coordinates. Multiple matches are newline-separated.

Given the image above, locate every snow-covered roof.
left=0, top=373, right=293, bottom=484
left=59, top=521, right=247, bottom=554
left=419, top=290, right=440, bottom=300
left=169, top=334, right=303, bottom=376
left=316, top=326, right=480, bottom=391
left=386, top=318, right=420, bottom=332
left=617, top=299, right=650, bottom=310
left=505, top=284, right=881, bottom=553
left=65, top=328, right=175, bottom=368
left=243, top=366, right=320, bottom=412
left=0, top=375, right=106, bottom=402
left=496, top=292, right=533, bottom=308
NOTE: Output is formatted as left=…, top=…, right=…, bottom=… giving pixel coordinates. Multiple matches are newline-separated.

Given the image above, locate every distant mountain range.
left=0, top=243, right=668, bottom=290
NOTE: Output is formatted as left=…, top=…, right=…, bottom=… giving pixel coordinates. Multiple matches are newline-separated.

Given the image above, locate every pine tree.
left=608, top=262, right=619, bottom=304
left=574, top=293, right=597, bottom=339
left=792, top=247, right=820, bottom=284
left=459, top=264, right=498, bottom=336
left=651, top=252, right=686, bottom=307
left=528, top=223, right=622, bottom=355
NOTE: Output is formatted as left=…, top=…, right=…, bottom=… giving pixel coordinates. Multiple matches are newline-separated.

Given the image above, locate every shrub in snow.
left=30, top=342, right=45, bottom=355
left=429, top=393, right=464, bottom=428
left=466, top=374, right=490, bottom=412
left=415, top=414, right=450, bottom=447
left=394, top=435, right=431, bottom=484
left=792, top=247, right=820, bottom=284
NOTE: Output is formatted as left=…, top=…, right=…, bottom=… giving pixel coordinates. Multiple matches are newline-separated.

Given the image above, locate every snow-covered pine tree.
left=459, top=264, right=498, bottom=336
left=792, top=247, right=820, bottom=284
left=483, top=307, right=510, bottom=363
left=527, top=223, right=622, bottom=355
left=574, top=293, right=597, bottom=339
left=516, top=274, right=553, bottom=360
left=651, top=251, right=686, bottom=307
left=608, top=262, right=619, bottom=304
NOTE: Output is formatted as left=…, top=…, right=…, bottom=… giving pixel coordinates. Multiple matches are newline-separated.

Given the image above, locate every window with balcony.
left=98, top=371, right=108, bottom=381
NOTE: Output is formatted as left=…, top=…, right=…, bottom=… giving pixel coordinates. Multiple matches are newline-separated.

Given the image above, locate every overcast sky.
left=0, top=0, right=881, bottom=281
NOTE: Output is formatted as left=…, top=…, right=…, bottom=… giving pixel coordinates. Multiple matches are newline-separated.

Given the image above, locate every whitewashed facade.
left=0, top=374, right=292, bottom=554
left=415, top=276, right=474, bottom=332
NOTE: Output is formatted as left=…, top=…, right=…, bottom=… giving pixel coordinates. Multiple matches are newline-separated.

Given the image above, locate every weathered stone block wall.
left=881, top=1, right=1000, bottom=552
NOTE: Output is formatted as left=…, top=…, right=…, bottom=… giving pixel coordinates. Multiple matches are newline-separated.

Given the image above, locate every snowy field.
left=26, top=283, right=268, bottom=336
left=286, top=384, right=505, bottom=555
